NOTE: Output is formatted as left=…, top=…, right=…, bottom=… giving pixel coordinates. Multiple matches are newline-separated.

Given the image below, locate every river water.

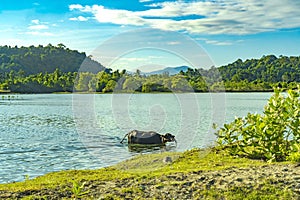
left=0, top=93, right=272, bottom=183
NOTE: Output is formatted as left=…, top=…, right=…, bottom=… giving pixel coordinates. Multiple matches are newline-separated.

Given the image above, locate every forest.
left=0, top=45, right=299, bottom=93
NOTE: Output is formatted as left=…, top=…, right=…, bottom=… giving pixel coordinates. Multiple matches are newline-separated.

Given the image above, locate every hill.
left=218, top=55, right=300, bottom=83
left=0, top=44, right=105, bottom=75
left=140, top=55, right=300, bottom=83
left=145, top=66, right=189, bottom=75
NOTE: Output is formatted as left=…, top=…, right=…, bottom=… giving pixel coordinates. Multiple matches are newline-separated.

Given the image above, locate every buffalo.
left=120, top=130, right=176, bottom=145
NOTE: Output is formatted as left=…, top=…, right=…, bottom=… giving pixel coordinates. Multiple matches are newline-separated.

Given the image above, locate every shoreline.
left=0, top=149, right=299, bottom=199
left=0, top=90, right=275, bottom=95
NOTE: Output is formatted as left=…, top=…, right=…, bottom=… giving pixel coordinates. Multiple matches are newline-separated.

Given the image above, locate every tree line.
left=0, top=45, right=299, bottom=93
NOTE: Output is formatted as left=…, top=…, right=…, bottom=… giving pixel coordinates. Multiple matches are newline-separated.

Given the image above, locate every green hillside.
left=0, top=44, right=104, bottom=75
left=219, top=55, right=300, bottom=83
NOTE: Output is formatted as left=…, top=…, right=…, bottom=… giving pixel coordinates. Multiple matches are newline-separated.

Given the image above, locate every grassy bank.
left=0, top=148, right=299, bottom=199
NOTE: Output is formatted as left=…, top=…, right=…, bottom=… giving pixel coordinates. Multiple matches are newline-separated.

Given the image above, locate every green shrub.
left=215, top=86, right=300, bottom=162
left=287, top=151, right=300, bottom=162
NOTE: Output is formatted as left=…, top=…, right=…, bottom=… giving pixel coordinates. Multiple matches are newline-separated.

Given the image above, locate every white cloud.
left=69, top=4, right=84, bottom=11
left=69, top=5, right=145, bottom=25
left=28, top=24, right=49, bottom=30
left=69, top=0, right=300, bottom=35
left=85, top=5, right=145, bottom=26
left=204, top=40, right=232, bottom=46
left=196, top=38, right=245, bottom=46
left=31, top=19, right=40, bottom=24
left=138, top=1, right=217, bottom=17
left=69, top=16, right=89, bottom=21
left=167, top=41, right=181, bottom=45
left=139, top=0, right=153, bottom=3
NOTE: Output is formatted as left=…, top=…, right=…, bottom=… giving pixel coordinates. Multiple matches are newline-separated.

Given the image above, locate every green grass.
left=161, top=148, right=266, bottom=173
left=116, top=148, right=270, bottom=177
left=0, top=167, right=133, bottom=192
left=0, top=148, right=296, bottom=199
left=0, top=148, right=264, bottom=191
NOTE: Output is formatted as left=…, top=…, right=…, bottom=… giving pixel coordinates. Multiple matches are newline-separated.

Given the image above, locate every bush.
left=215, top=86, right=300, bottom=162
left=287, top=151, right=300, bottom=162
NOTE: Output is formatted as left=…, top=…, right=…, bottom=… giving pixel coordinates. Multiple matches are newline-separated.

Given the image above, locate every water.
left=0, top=93, right=272, bottom=183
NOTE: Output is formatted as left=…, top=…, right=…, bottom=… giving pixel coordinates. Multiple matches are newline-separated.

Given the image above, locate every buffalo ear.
left=161, top=135, right=167, bottom=143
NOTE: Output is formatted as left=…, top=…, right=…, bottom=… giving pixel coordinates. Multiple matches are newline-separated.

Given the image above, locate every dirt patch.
left=1, top=163, right=300, bottom=199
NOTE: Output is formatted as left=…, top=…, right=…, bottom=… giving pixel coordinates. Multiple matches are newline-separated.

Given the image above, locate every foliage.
left=71, top=181, right=89, bottom=199
left=0, top=44, right=104, bottom=75
left=2, top=67, right=297, bottom=93
left=215, top=87, right=300, bottom=162
left=287, top=151, right=300, bottom=162
left=24, top=174, right=30, bottom=181
left=219, top=55, right=300, bottom=83
left=0, top=45, right=299, bottom=93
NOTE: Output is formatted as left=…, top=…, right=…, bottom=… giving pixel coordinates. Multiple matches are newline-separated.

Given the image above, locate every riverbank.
left=0, top=89, right=10, bottom=93
left=0, top=89, right=277, bottom=94
left=0, top=148, right=299, bottom=199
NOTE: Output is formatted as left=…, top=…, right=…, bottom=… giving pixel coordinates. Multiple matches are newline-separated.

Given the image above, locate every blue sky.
left=1, top=0, right=300, bottom=71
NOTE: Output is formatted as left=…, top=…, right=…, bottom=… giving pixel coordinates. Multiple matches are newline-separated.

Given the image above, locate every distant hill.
left=218, top=55, right=300, bottom=83
left=145, top=66, right=190, bottom=75
left=0, top=44, right=105, bottom=75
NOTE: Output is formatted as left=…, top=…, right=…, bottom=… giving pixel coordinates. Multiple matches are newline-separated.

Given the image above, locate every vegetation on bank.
left=215, top=86, right=300, bottom=162
left=0, top=45, right=299, bottom=93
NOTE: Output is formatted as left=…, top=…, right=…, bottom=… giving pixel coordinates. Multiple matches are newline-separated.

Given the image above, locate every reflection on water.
left=0, top=93, right=271, bottom=183
left=127, top=143, right=177, bottom=153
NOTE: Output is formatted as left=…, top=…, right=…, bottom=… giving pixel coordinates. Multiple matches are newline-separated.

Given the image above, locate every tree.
left=74, top=72, right=93, bottom=92
left=103, top=80, right=117, bottom=93
left=57, top=43, right=66, bottom=49
left=122, top=77, right=141, bottom=91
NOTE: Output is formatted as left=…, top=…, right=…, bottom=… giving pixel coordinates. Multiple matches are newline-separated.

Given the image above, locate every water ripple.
left=0, top=93, right=271, bottom=183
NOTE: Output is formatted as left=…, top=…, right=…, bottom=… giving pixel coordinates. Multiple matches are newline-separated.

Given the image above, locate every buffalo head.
left=162, top=133, right=176, bottom=143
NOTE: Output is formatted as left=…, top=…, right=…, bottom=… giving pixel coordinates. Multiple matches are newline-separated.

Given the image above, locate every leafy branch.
left=215, top=86, right=300, bottom=162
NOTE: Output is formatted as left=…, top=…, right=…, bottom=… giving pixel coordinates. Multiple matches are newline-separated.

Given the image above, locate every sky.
left=1, top=0, right=300, bottom=71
